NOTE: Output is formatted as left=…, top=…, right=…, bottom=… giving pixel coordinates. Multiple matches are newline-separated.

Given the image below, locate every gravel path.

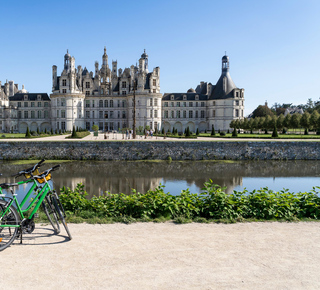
left=2, top=222, right=320, bottom=289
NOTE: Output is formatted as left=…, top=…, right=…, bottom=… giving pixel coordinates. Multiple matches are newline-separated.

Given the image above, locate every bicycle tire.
left=42, top=196, right=60, bottom=234
left=0, top=200, right=20, bottom=251
left=51, top=195, right=72, bottom=240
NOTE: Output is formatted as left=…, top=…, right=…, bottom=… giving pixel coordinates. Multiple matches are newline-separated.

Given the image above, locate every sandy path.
left=2, top=222, right=320, bottom=289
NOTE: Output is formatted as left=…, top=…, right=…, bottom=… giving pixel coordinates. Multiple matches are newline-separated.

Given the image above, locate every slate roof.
left=10, top=93, right=50, bottom=101
left=209, top=71, right=237, bottom=100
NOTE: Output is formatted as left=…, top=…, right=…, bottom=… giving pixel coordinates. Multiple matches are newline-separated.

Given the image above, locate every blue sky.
left=0, top=0, right=319, bottom=115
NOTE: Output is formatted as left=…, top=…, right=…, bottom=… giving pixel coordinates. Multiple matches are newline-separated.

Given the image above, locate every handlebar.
left=12, top=159, right=46, bottom=178
left=32, top=165, right=61, bottom=182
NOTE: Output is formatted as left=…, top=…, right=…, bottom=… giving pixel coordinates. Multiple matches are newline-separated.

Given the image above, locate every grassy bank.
left=39, top=181, right=320, bottom=224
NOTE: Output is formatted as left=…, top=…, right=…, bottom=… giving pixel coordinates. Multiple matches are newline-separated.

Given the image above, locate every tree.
left=232, top=127, right=238, bottom=137
left=44, top=128, right=47, bottom=134
left=272, top=125, right=278, bottom=138
left=283, top=114, right=291, bottom=129
left=252, top=105, right=274, bottom=118
left=71, top=125, right=77, bottom=138
left=310, top=110, right=319, bottom=130
left=25, top=127, right=31, bottom=138
left=92, top=124, right=99, bottom=132
left=211, top=125, right=215, bottom=136
left=51, top=128, right=53, bottom=135
left=290, top=113, right=301, bottom=132
left=161, top=128, right=164, bottom=134
left=196, top=128, right=199, bottom=136
left=37, top=127, right=40, bottom=135
left=185, top=126, right=191, bottom=137
left=276, top=114, right=285, bottom=131
left=300, top=111, right=311, bottom=131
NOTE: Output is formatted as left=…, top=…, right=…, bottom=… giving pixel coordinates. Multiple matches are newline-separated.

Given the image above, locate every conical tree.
left=196, top=128, right=199, bottom=136
left=272, top=125, right=279, bottom=138
left=25, top=127, right=31, bottom=138
left=71, top=125, right=77, bottom=138
left=211, top=125, right=215, bottom=136
left=161, top=128, right=164, bottom=134
left=51, top=128, right=53, bottom=135
left=232, top=127, right=238, bottom=137
left=44, top=128, right=47, bottom=134
left=186, top=126, right=191, bottom=137
left=37, top=127, right=40, bottom=135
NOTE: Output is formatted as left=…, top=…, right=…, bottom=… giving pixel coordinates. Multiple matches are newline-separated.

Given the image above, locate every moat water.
left=0, top=160, right=319, bottom=197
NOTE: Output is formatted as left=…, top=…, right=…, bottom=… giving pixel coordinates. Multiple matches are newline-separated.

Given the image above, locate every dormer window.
left=171, top=95, right=174, bottom=100
left=195, top=95, right=199, bottom=100
left=183, top=95, right=186, bottom=100
left=37, top=94, right=41, bottom=100
left=24, top=95, right=28, bottom=101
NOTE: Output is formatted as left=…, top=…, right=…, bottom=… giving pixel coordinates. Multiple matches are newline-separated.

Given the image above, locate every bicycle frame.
left=0, top=178, right=53, bottom=228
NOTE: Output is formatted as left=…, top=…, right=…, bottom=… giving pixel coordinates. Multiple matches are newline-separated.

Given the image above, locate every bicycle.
left=0, top=162, right=72, bottom=251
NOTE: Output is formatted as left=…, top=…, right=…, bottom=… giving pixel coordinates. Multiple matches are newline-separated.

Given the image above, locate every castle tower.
left=52, top=65, right=57, bottom=90
left=64, top=50, right=71, bottom=72
left=141, top=49, right=148, bottom=72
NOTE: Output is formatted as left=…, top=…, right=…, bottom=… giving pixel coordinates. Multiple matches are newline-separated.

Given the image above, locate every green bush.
left=59, top=181, right=320, bottom=222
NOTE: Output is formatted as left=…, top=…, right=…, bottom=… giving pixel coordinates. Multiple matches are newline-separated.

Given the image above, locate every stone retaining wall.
left=0, top=141, right=319, bottom=160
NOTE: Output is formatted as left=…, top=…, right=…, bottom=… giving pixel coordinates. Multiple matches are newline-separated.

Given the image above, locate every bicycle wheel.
left=42, top=196, right=60, bottom=234
left=51, top=195, right=72, bottom=240
left=0, top=200, right=20, bottom=251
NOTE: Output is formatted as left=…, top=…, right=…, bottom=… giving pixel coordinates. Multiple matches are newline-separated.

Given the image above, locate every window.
left=99, top=100, right=103, bottom=107
left=24, top=111, right=28, bottom=118
left=110, top=100, right=113, bottom=107
left=235, top=109, right=239, bottom=117
left=31, top=102, right=35, bottom=107
left=201, top=102, right=205, bottom=107
left=201, top=110, right=205, bottom=118
left=183, top=102, right=186, bottom=107
left=18, top=102, right=21, bottom=107
left=122, top=81, right=126, bottom=88
left=177, top=111, right=181, bottom=118
left=92, top=111, right=95, bottom=118
left=195, top=111, right=198, bottom=118
left=150, top=110, right=153, bottom=118
left=154, top=99, right=158, bottom=106
left=99, top=111, right=103, bottom=119
left=183, top=111, right=186, bottom=118
left=86, top=91, right=90, bottom=96
left=62, top=89, right=67, bottom=94
left=61, top=122, right=66, bottom=130
left=164, top=102, right=168, bottom=107
left=177, top=102, right=180, bottom=107
left=86, top=122, right=90, bottom=130
left=171, top=111, right=174, bottom=118
left=236, top=92, right=239, bottom=97
left=189, top=111, right=193, bottom=118
left=213, top=101, right=216, bottom=106
left=44, top=111, right=49, bottom=118
left=38, top=111, right=41, bottom=119
left=92, top=100, right=95, bottom=108
left=171, top=102, right=174, bottom=107
left=164, top=111, right=168, bottom=118
left=117, top=111, right=120, bottom=118
left=154, top=110, right=158, bottom=118
left=99, top=122, right=103, bottom=130
left=31, top=111, right=35, bottom=119
left=38, top=102, right=41, bottom=107
left=44, top=102, right=49, bottom=107
left=110, top=111, right=114, bottom=118
left=105, top=100, right=108, bottom=107
left=57, top=110, right=59, bottom=118
left=122, top=91, right=126, bottom=95
left=235, top=100, right=239, bottom=106
left=150, top=98, right=153, bottom=106
left=118, top=100, right=120, bottom=107
left=196, top=102, right=198, bottom=107
left=122, top=101, right=125, bottom=107
left=154, top=122, right=158, bottom=130
left=105, top=111, right=108, bottom=118
left=61, top=99, right=66, bottom=106
left=85, top=111, right=90, bottom=118
left=86, top=100, right=90, bottom=107
left=213, top=110, right=215, bottom=117
left=189, top=102, right=193, bottom=107
left=24, top=102, right=28, bottom=107
left=62, top=79, right=67, bottom=86
left=153, top=89, right=156, bottom=93
left=18, top=111, right=21, bottom=118
left=153, top=79, right=156, bottom=86
left=61, top=110, right=66, bottom=118
left=57, top=122, right=59, bottom=130
left=150, top=122, right=153, bottom=130
left=86, top=82, right=90, bottom=88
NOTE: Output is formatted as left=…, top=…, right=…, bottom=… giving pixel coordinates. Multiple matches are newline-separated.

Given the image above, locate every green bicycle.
left=0, top=161, right=72, bottom=251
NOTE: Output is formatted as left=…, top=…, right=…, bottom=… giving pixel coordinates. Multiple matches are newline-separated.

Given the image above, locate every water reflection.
left=0, top=160, right=319, bottom=197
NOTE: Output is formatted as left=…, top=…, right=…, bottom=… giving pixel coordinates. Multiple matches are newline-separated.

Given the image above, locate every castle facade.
left=0, top=49, right=244, bottom=133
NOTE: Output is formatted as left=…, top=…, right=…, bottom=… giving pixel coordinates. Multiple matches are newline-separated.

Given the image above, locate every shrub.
left=220, top=131, right=226, bottom=136
left=25, top=127, right=31, bottom=138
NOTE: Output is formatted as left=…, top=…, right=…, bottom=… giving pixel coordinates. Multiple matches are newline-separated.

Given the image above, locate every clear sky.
left=0, top=0, right=319, bottom=115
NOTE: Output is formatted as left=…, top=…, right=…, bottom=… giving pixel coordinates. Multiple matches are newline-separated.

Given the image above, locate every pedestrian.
left=126, top=129, right=129, bottom=139
left=150, top=129, right=153, bottom=138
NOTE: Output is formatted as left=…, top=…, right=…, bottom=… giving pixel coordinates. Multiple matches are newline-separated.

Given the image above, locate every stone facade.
left=1, top=49, right=244, bottom=133
left=0, top=141, right=318, bottom=161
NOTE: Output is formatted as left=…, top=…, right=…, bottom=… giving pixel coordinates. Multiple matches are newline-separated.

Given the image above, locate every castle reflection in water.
left=0, top=160, right=319, bottom=197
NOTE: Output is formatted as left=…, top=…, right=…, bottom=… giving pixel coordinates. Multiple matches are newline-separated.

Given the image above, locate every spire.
left=222, top=54, right=229, bottom=73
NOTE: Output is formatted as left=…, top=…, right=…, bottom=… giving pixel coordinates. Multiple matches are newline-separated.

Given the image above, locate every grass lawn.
left=198, top=133, right=320, bottom=139
left=67, top=131, right=91, bottom=139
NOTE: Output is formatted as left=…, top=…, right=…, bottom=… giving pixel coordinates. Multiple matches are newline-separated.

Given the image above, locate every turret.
left=140, top=49, right=148, bottom=72
left=222, top=55, right=229, bottom=73
left=102, top=46, right=108, bottom=67
left=64, top=49, right=71, bottom=72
